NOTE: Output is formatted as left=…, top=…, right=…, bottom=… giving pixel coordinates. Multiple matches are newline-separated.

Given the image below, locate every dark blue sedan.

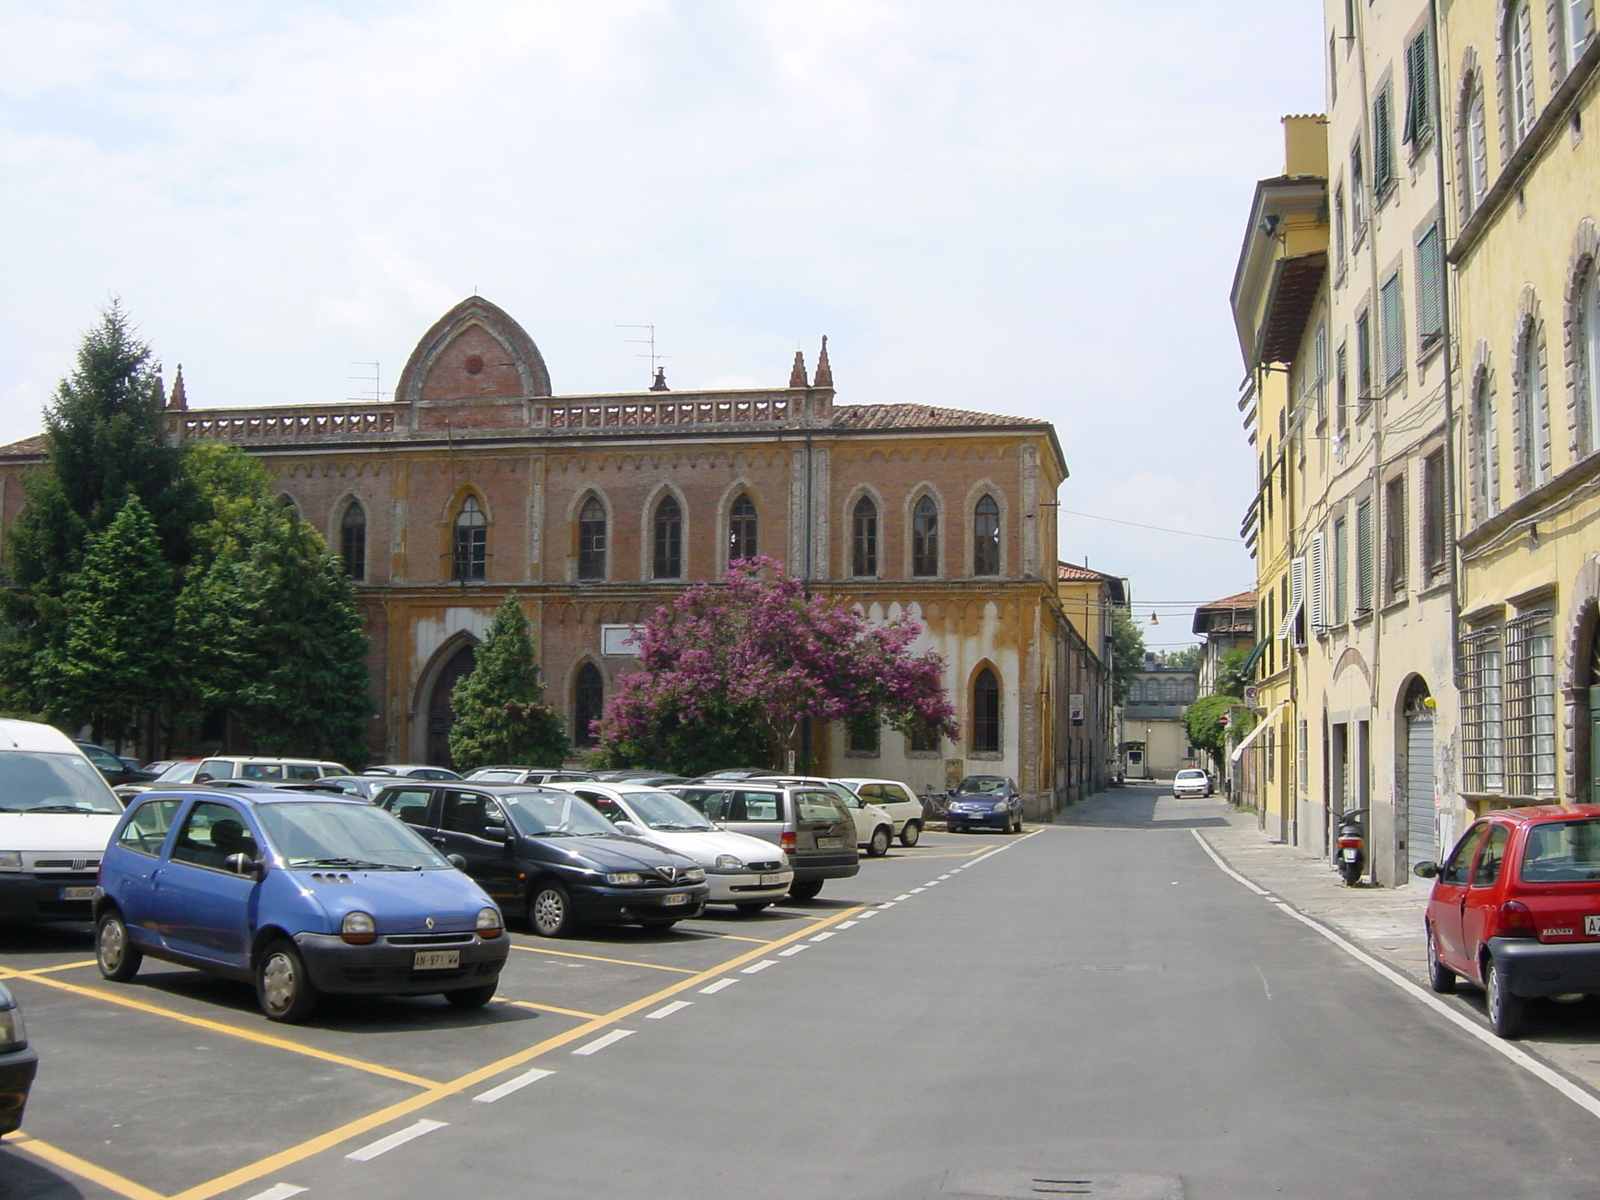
left=944, top=776, right=1025, bottom=834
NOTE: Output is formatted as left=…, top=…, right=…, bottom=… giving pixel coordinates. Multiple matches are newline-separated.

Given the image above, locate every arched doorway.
left=427, top=644, right=477, bottom=767
left=1402, top=678, right=1436, bottom=876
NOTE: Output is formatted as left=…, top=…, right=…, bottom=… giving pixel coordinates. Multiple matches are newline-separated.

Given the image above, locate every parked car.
left=945, top=776, right=1024, bottom=834
left=95, top=789, right=509, bottom=1022
left=0, top=721, right=126, bottom=923
left=1416, top=805, right=1600, bottom=1037
left=462, top=766, right=597, bottom=786
left=117, top=759, right=204, bottom=798
left=671, top=781, right=860, bottom=901
left=0, top=981, right=36, bottom=1137
left=727, top=775, right=896, bottom=857
left=292, top=775, right=389, bottom=801
left=834, top=777, right=928, bottom=846
left=362, top=764, right=462, bottom=781
left=1172, top=769, right=1214, bottom=798
left=590, top=770, right=690, bottom=786
left=547, top=781, right=792, bottom=914
left=75, top=742, right=156, bottom=787
left=372, top=781, right=708, bottom=937
left=193, top=757, right=349, bottom=784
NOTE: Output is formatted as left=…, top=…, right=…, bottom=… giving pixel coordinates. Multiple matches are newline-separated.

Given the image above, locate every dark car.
left=75, top=742, right=156, bottom=787
left=1416, top=804, right=1600, bottom=1037
left=671, top=781, right=860, bottom=901
left=373, top=782, right=708, bottom=937
left=945, top=776, right=1024, bottom=834
left=288, top=775, right=389, bottom=801
left=0, top=982, right=36, bottom=1137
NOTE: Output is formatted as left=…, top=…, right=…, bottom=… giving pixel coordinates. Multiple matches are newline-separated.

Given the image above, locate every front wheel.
left=1426, top=925, right=1457, bottom=995
left=445, top=981, right=498, bottom=1009
left=528, top=881, right=575, bottom=938
left=867, top=827, right=891, bottom=857
left=96, top=910, right=142, bottom=982
left=1485, top=958, right=1526, bottom=1038
left=256, top=940, right=319, bottom=1023
left=899, top=822, right=922, bottom=847
left=788, top=879, right=823, bottom=902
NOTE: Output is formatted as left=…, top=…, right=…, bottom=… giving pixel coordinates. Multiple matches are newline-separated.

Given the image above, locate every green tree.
left=448, top=594, right=568, bottom=771
left=1183, top=694, right=1236, bottom=773
left=1110, top=605, right=1146, bottom=706
left=34, top=496, right=173, bottom=743
left=1162, top=645, right=1201, bottom=670
left=1214, top=646, right=1252, bottom=698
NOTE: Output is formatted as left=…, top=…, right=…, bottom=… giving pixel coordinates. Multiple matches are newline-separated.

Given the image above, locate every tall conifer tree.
left=449, top=594, right=568, bottom=771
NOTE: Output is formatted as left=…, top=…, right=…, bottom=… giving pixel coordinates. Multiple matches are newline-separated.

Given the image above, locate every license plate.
left=1341, top=848, right=1359, bottom=861
left=1585, top=915, right=1600, bottom=937
left=759, top=873, right=783, bottom=886
left=818, top=837, right=842, bottom=849
left=661, top=892, right=690, bottom=906
left=59, top=886, right=96, bottom=901
left=413, top=950, right=460, bottom=971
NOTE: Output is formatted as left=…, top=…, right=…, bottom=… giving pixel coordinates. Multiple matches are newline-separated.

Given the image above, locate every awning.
left=1230, top=700, right=1289, bottom=762
left=1236, top=638, right=1269, bottom=681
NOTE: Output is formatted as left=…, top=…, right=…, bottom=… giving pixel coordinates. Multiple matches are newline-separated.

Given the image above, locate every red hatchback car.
left=1416, top=805, right=1600, bottom=1037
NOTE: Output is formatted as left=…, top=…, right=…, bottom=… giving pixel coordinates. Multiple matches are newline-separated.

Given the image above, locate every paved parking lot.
left=0, top=828, right=1017, bottom=1200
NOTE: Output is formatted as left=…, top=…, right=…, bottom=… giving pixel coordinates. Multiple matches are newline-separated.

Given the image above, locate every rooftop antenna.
left=347, top=362, right=389, bottom=403
left=616, top=324, right=670, bottom=387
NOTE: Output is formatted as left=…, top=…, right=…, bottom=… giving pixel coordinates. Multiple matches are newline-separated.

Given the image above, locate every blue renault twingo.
left=95, top=789, right=509, bottom=1022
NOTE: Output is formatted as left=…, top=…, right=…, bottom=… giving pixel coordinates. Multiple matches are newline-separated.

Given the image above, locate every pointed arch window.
left=1514, top=322, right=1551, bottom=491
left=973, top=494, right=1001, bottom=576
left=1505, top=0, right=1537, bottom=144
left=912, top=496, right=940, bottom=577
left=452, top=495, right=487, bottom=581
left=1470, top=371, right=1498, bottom=521
left=728, top=493, right=758, bottom=562
left=574, top=663, right=604, bottom=747
left=578, top=496, right=607, bottom=581
left=972, top=668, right=1001, bottom=754
left=1577, top=262, right=1600, bottom=458
left=852, top=496, right=878, bottom=577
left=653, top=495, right=682, bottom=579
left=340, top=499, right=367, bottom=581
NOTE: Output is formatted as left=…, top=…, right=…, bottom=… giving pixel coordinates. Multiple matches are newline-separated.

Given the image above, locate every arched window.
left=728, top=493, right=758, bottom=562
left=1576, top=262, right=1600, bottom=457
left=277, top=494, right=300, bottom=520
left=1470, top=369, right=1498, bottom=520
left=1505, top=0, right=1537, bottom=144
left=851, top=496, right=878, bottom=577
left=574, top=663, right=603, bottom=747
left=1514, top=321, right=1551, bottom=490
left=1460, top=74, right=1489, bottom=217
left=1182, top=679, right=1197, bottom=703
left=972, top=668, right=1000, bottom=753
left=1128, top=679, right=1143, bottom=703
left=973, top=494, right=1001, bottom=576
left=1164, top=678, right=1180, bottom=702
left=340, top=499, right=366, bottom=581
left=578, top=496, right=607, bottom=581
left=912, top=496, right=940, bottom=577
left=451, top=495, right=487, bottom=582
left=653, top=495, right=682, bottom=579
left=1559, top=0, right=1595, bottom=75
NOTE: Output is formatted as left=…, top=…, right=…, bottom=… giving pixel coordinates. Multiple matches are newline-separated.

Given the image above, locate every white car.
left=0, top=720, right=126, bottom=924
left=1172, top=768, right=1214, bottom=798
left=549, top=782, right=794, bottom=914
left=833, top=777, right=928, bottom=846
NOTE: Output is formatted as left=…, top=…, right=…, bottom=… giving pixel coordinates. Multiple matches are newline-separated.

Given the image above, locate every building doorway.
left=426, top=643, right=478, bottom=767
left=1402, top=678, right=1436, bottom=877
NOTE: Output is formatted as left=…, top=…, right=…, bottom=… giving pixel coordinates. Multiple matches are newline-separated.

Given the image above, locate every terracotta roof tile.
left=1196, top=590, right=1257, bottom=610
left=0, top=435, right=46, bottom=457
left=831, top=403, right=1049, bottom=431
left=1057, top=561, right=1117, bottom=582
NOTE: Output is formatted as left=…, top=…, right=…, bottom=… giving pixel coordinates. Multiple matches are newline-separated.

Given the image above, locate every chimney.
left=788, top=350, right=809, bottom=389
left=649, top=366, right=670, bottom=392
left=813, top=336, right=833, bottom=389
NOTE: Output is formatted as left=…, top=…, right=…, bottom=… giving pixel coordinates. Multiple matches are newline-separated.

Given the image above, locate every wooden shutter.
left=1308, top=532, right=1327, bottom=632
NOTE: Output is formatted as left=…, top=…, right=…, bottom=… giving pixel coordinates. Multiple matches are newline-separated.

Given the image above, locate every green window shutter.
left=1416, top=225, right=1443, bottom=345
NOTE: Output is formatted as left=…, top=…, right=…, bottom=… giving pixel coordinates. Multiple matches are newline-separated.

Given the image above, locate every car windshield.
left=502, top=791, right=617, bottom=837
left=469, top=770, right=521, bottom=782
left=621, top=790, right=715, bottom=832
left=155, top=761, right=201, bottom=783
left=1520, top=819, right=1600, bottom=882
left=255, top=801, right=449, bottom=870
left=957, top=777, right=1007, bottom=794
left=1177, top=770, right=1206, bottom=780
left=0, top=752, right=121, bottom=813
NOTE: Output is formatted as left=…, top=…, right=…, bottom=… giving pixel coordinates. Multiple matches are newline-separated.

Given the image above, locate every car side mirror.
left=446, top=854, right=468, bottom=870
left=616, top=821, right=644, bottom=837
left=1412, top=862, right=1440, bottom=879
left=223, top=853, right=264, bottom=881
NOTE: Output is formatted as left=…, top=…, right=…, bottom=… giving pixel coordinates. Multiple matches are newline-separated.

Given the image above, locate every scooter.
left=1334, top=808, right=1368, bottom=886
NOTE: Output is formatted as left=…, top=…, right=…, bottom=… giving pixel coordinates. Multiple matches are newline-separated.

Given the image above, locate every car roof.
left=203, top=755, right=341, bottom=765
left=1486, top=804, right=1600, bottom=822
left=0, top=720, right=82, bottom=755
left=128, top=786, right=369, bottom=806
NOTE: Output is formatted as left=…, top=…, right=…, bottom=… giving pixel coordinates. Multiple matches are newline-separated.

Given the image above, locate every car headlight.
left=681, top=867, right=706, bottom=882
left=476, top=907, right=503, bottom=939
left=340, top=910, right=377, bottom=945
left=0, top=1005, right=26, bottom=1053
left=714, top=854, right=742, bottom=872
left=606, top=872, right=644, bottom=885
left=0, top=852, right=22, bottom=872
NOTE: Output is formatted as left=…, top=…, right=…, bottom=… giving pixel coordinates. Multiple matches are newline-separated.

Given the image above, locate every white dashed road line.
left=810, top=931, right=836, bottom=941
left=473, top=1067, right=555, bottom=1103
left=646, top=1001, right=692, bottom=1019
left=741, top=959, right=777, bottom=974
left=700, top=978, right=739, bottom=994
left=835, top=920, right=857, bottom=929
left=345, top=1119, right=447, bottom=1162
left=572, top=1029, right=635, bottom=1056
left=243, top=1185, right=307, bottom=1200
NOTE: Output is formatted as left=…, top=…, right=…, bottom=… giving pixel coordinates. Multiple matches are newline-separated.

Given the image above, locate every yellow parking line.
left=507, top=944, right=697, bottom=973
left=5, top=973, right=439, bottom=1090
left=167, top=906, right=866, bottom=1200
left=508, top=999, right=603, bottom=1020
left=674, top=931, right=774, bottom=944
left=8, top=1132, right=165, bottom=1200
left=0, top=959, right=99, bottom=977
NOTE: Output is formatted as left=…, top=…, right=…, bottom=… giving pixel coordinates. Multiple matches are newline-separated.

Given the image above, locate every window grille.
left=972, top=669, right=1000, bottom=753
left=1504, top=610, right=1556, bottom=797
left=1460, top=627, right=1505, bottom=793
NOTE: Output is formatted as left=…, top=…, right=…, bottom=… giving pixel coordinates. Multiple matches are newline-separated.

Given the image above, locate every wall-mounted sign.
left=600, top=624, right=641, bottom=656
left=1069, top=693, right=1085, bottom=724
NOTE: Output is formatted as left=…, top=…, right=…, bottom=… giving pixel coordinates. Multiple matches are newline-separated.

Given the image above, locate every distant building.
left=1191, top=590, right=1257, bottom=697
left=1056, top=561, right=1128, bottom=798
left=1121, top=654, right=1199, bottom=779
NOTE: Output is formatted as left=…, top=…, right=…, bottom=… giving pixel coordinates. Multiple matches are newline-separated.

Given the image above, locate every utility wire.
left=1057, top=507, right=1240, bottom=543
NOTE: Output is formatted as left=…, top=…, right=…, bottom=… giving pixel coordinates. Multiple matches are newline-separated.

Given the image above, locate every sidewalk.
left=1197, top=801, right=1600, bottom=1102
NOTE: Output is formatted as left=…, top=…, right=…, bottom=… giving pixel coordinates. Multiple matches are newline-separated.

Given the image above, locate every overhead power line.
left=1057, top=507, right=1240, bottom=543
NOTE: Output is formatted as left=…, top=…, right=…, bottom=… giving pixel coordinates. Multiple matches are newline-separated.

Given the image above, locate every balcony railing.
left=547, top=396, right=792, bottom=430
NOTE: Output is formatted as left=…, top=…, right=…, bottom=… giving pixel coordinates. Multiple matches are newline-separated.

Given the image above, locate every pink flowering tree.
left=595, top=558, right=958, bottom=776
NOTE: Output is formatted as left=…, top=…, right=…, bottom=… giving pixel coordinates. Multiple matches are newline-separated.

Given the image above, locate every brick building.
left=0, top=297, right=1088, bottom=812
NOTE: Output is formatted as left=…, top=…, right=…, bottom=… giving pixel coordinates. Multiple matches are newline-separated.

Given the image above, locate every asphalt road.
left=9, top=783, right=1600, bottom=1199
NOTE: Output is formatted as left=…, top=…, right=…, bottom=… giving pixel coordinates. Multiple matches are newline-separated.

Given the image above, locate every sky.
left=0, top=0, right=1326, bottom=649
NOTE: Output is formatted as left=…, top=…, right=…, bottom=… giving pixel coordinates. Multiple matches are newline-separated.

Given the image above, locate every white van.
left=0, top=721, right=125, bottom=923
